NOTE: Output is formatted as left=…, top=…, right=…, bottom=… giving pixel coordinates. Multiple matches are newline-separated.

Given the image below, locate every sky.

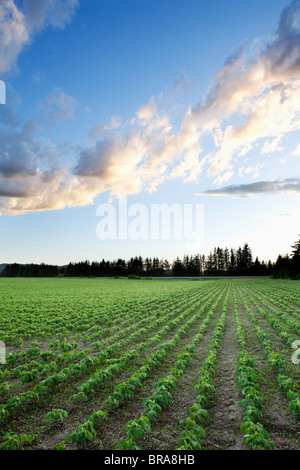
left=0, top=0, right=300, bottom=265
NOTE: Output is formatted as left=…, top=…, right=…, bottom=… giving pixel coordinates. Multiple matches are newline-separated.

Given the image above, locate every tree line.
left=1, top=236, right=299, bottom=279
left=272, top=236, right=300, bottom=280
left=0, top=243, right=272, bottom=278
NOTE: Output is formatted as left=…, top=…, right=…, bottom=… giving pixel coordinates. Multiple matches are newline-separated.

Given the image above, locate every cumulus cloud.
left=0, top=94, right=93, bottom=215
left=179, top=0, right=300, bottom=176
left=75, top=95, right=175, bottom=197
left=74, top=131, right=146, bottom=197
left=74, top=0, right=300, bottom=198
left=0, top=0, right=79, bottom=74
left=197, top=178, right=300, bottom=197
left=0, top=180, right=29, bottom=198
left=1, top=1, right=300, bottom=215
left=1, top=170, right=100, bottom=214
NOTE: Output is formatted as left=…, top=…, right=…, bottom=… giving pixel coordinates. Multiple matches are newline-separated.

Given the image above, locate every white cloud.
left=0, top=0, right=79, bottom=74
left=1, top=1, right=300, bottom=215
left=238, top=163, right=264, bottom=178
left=261, top=137, right=284, bottom=154
left=137, top=97, right=157, bottom=123
left=213, top=171, right=234, bottom=186
left=180, top=1, right=300, bottom=176
left=292, top=143, right=300, bottom=155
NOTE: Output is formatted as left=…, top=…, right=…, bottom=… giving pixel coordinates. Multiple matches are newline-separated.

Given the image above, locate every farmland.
left=0, top=277, right=299, bottom=451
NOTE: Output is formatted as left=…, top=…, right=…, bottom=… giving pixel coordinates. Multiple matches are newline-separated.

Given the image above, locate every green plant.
left=0, top=433, right=36, bottom=450
left=43, top=408, right=68, bottom=423
left=123, top=416, right=151, bottom=440
left=240, top=421, right=274, bottom=450
left=53, top=441, right=69, bottom=450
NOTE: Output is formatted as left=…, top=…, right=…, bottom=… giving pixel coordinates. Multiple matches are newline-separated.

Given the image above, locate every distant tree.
left=162, top=259, right=170, bottom=272
left=172, top=257, right=185, bottom=276
left=229, top=249, right=236, bottom=273
left=127, top=256, right=144, bottom=276
left=290, top=235, right=300, bottom=279
left=224, top=248, right=230, bottom=273
left=242, top=243, right=253, bottom=274
left=251, top=256, right=262, bottom=276
left=236, top=247, right=243, bottom=274
left=272, top=254, right=290, bottom=279
left=144, top=257, right=152, bottom=275
left=291, top=235, right=300, bottom=258
left=205, top=252, right=214, bottom=275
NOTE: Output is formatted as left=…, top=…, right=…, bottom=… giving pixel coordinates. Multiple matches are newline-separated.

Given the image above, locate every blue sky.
left=0, top=0, right=300, bottom=265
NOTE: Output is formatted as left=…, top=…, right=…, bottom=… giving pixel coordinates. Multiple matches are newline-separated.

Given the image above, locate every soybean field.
left=0, top=277, right=299, bottom=450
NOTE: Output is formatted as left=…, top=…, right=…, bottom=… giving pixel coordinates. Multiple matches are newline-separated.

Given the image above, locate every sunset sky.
left=0, top=0, right=300, bottom=265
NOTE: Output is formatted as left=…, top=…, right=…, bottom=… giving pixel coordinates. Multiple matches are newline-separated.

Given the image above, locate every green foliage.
left=0, top=278, right=299, bottom=451
left=116, top=438, right=142, bottom=450
left=53, top=442, right=69, bottom=450
left=0, top=433, right=37, bottom=450
left=177, top=431, right=204, bottom=450
left=43, top=408, right=68, bottom=423
left=123, top=416, right=151, bottom=440
left=66, top=421, right=97, bottom=447
left=240, top=422, right=274, bottom=450
left=288, top=395, right=300, bottom=416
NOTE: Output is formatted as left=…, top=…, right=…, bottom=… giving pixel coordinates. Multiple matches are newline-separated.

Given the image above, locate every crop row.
left=238, top=288, right=300, bottom=418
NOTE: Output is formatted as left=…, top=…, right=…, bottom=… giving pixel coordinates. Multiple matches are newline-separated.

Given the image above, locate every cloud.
left=38, top=88, right=78, bottom=127
left=0, top=119, right=39, bottom=178
left=213, top=171, right=235, bottom=186
left=75, top=0, right=300, bottom=193
left=0, top=105, right=100, bottom=214
left=88, top=115, right=121, bottom=141
left=0, top=95, right=84, bottom=214
left=0, top=0, right=79, bottom=74
left=292, top=143, right=300, bottom=155
left=23, top=0, right=79, bottom=30
left=137, top=97, right=157, bottom=123
left=1, top=1, right=300, bottom=215
left=0, top=170, right=100, bottom=214
left=238, top=163, right=264, bottom=178
left=75, top=95, right=175, bottom=196
left=197, top=178, right=300, bottom=197
left=0, top=180, right=29, bottom=198
left=179, top=0, right=300, bottom=176
left=260, top=137, right=284, bottom=154
left=74, top=131, right=146, bottom=197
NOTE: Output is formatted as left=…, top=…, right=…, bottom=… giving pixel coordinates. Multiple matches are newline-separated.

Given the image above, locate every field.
left=0, top=277, right=299, bottom=451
